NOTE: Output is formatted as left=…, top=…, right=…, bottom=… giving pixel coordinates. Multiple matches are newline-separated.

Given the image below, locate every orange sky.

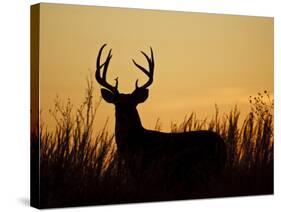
left=39, top=3, right=273, bottom=132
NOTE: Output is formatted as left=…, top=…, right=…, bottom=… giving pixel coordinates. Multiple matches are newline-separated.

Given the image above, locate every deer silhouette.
left=95, top=44, right=226, bottom=185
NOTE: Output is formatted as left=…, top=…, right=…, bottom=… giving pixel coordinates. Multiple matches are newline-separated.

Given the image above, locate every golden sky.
left=39, top=3, right=273, bottom=132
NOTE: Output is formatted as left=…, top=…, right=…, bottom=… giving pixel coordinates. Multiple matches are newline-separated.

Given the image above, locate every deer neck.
left=115, top=107, right=143, bottom=148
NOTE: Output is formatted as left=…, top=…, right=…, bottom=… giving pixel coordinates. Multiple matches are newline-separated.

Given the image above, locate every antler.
left=132, top=47, right=154, bottom=89
left=96, top=44, right=119, bottom=93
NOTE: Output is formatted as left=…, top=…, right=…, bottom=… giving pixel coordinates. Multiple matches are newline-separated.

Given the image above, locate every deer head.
left=95, top=44, right=154, bottom=131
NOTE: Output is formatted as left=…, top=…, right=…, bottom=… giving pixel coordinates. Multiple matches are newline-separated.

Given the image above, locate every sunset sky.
left=39, top=3, right=273, bottom=132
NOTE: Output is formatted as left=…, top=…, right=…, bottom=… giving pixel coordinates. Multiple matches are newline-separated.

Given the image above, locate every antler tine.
left=96, top=44, right=119, bottom=93
left=150, top=46, right=154, bottom=71
left=133, top=47, right=155, bottom=89
left=96, top=44, right=107, bottom=69
left=102, top=49, right=112, bottom=79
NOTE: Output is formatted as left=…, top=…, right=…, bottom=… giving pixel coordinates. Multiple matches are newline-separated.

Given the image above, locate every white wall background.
left=0, top=0, right=280, bottom=211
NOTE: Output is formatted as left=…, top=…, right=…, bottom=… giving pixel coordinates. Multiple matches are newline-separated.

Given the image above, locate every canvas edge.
left=30, top=3, right=41, bottom=209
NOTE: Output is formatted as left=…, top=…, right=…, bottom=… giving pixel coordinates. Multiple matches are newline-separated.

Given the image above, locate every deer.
left=95, top=44, right=226, bottom=189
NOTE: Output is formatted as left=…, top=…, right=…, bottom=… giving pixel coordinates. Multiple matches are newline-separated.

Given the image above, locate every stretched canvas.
left=31, top=3, right=274, bottom=209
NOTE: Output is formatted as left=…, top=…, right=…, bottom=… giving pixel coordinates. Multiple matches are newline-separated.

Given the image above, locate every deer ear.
left=132, top=88, right=149, bottom=103
left=101, top=89, right=115, bottom=103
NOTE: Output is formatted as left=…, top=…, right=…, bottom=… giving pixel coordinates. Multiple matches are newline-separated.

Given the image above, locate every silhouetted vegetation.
left=33, top=78, right=273, bottom=208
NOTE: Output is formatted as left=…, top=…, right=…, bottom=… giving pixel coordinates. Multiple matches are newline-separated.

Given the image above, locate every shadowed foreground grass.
left=32, top=79, right=273, bottom=208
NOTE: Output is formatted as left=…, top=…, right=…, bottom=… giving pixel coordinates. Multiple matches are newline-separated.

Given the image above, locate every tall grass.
left=33, top=78, right=273, bottom=208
